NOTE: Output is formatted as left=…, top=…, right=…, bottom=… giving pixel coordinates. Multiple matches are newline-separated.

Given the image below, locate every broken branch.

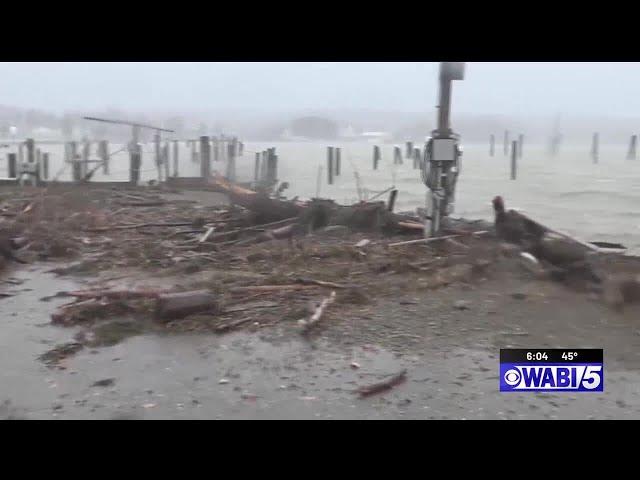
left=357, top=369, right=408, bottom=398
left=299, top=290, right=337, bottom=334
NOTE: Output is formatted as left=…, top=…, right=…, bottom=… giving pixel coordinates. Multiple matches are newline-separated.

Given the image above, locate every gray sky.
left=1, top=62, right=640, bottom=116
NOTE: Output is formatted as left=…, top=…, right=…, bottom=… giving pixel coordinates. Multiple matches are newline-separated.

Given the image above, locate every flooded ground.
left=3, top=257, right=640, bottom=420
left=2, top=144, right=640, bottom=419
left=3, top=141, right=638, bottom=253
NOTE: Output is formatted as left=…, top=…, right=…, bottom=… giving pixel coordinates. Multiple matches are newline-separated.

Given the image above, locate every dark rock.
left=453, top=300, right=470, bottom=311
left=91, top=378, right=116, bottom=388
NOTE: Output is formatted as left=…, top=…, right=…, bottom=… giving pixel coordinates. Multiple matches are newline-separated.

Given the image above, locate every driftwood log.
left=208, top=174, right=305, bottom=224
left=155, top=290, right=219, bottom=321
left=357, top=369, right=408, bottom=398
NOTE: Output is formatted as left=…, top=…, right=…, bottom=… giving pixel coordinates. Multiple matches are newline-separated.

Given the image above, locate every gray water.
left=2, top=141, right=640, bottom=254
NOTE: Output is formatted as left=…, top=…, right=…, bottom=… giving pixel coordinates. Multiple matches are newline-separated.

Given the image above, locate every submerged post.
left=7, top=153, right=17, bottom=178
left=98, top=140, right=109, bottom=175
left=200, top=136, right=211, bottom=179
left=373, top=145, right=380, bottom=170
left=212, top=137, right=219, bottom=162
left=327, top=146, right=334, bottom=185
left=254, top=152, right=261, bottom=183
left=260, top=151, right=267, bottom=183
left=153, top=133, right=162, bottom=182
left=163, top=142, right=170, bottom=180
left=489, top=134, right=495, bottom=156
left=81, top=138, right=90, bottom=180
left=173, top=140, right=179, bottom=177
left=334, top=147, right=341, bottom=176
left=511, top=140, right=518, bottom=180
left=129, top=144, right=141, bottom=185
left=69, top=141, right=80, bottom=182
left=518, top=134, right=524, bottom=159
left=413, top=147, right=421, bottom=169
left=405, top=141, right=413, bottom=159
left=627, top=135, right=637, bottom=160
left=41, top=153, right=49, bottom=180
left=394, top=146, right=403, bottom=165
left=266, top=148, right=277, bottom=185
left=226, top=141, right=237, bottom=182
left=26, top=138, right=35, bottom=164
left=591, top=133, right=599, bottom=164
left=504, top=130, right=510, bottom=156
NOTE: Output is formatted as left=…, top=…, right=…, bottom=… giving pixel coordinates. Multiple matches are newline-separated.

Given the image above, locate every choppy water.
left=2, top=141, right=640, bottom=254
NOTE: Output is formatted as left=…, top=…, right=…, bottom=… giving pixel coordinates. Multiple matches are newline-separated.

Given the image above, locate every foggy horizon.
left=1, top=62, right=640, bottom=118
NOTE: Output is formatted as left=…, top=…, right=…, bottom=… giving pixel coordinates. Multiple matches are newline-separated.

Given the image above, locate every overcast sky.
left=0, top=62, right=639, bottom=117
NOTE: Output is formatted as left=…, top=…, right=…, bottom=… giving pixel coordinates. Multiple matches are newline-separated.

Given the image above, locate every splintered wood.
left=299, top=290, right=337, bottom=335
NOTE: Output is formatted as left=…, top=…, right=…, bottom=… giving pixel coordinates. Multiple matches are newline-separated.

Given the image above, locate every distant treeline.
left=2, top=104, right=640, bottom=145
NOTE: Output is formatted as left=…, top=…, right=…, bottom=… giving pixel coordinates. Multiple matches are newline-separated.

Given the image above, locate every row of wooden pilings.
left=4, top=138, right=51, bottom=184
left=3, top=136, right=253, bottom=186
left=324, top=142, right=425, bottom=186
left=589, top=133, right=638, bottom=164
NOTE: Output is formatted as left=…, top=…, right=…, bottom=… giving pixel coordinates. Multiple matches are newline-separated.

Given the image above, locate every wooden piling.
left=373, top=145, right=381, bottom=170
left=413, top=147, right=421, bottom=169
left=26, top=138, right=35, bottom=164
left=334, top=148, right=341, bottom=176
left=219, top=138, right=226, bottom=163
left=327, top=147, right=334, bottom=185
left=405, top=142, right=413, bottom=159
left=511, top=140, right=518, bottom=180
left=153, top=133, right=162, bottom=181
left=200, top=136, right=211, bottom=179
left=7, top=153, right=17, bottom=178
left=130, top=143, right=141, bottom=185
left=173, top=140, right=179, bottom=177
left=518, top=134, right=524, bottom=159
left=163, top=142, right=170, bottom=180
left=18, top=143, right=24, bottom=165
left=388, top=189, right=398, bottom=212
left=162, top=142, right=169, bottom=178
left=70, top=142, right=81, bottom=182
left=191, top=140, right=199, bottom=163
left=212, top=137, right=219, bottom=162
left=504, top=130, right=510, bottom=156
left=266, top=148, right=277, bottom=185
left=81, top=139, right=90, bottom=180
left=394, top=146, right=403, bottom=165
left=226, top=142, right=237, bottom=182
left=98, top=140, right=109, bottom=175
left=489, top=134, right=495, bottom=156
left=41, top=153, right=49, bottom=180
left=260, top=151, right=267, bottom=182
left=254, top=152, right=261, bottom=183
left=591, top=133, right=599, bottom=164
left=628, top=135, right=637, bottom=160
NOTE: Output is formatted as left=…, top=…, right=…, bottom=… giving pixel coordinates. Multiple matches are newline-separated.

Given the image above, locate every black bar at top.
left=500, top=349, right=603, bottom=363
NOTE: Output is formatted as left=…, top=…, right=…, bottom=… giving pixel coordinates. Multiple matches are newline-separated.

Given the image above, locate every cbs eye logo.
left=504, top=369, right=521, bottom=386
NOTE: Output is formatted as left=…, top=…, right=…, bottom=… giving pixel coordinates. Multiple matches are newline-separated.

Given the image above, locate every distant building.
left=360, top=131, right=392, bottom=143
left=290, top=116, right=339, bottom=140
